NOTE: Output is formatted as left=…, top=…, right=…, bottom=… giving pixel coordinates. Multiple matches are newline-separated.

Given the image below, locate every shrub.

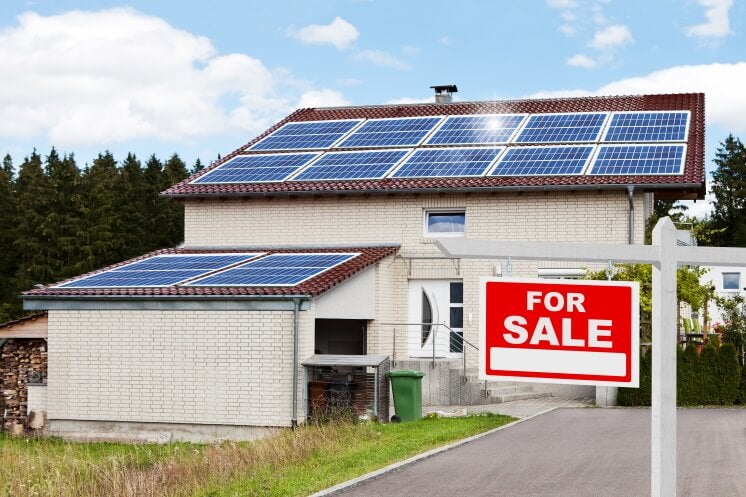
left=698, top=345, right=719, bottom=405
left=739, top=361, right=746, bottom=404
left=678, top=344, right=700, bottom=406
left=716, top=343, right=741, bottom=404
left=618, top=347, right=651, bottom=406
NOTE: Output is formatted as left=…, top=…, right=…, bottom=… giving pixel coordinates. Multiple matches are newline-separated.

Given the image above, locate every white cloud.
left=439, top=36, right=453, bottom=46
left=296, top=89, right=349, bottom=108
left=685, top=0, right=733, bottom=39
left=559, top=24, right=577, bottom=36
left=566, top=54, right=597, bottom=68
left=530, top=62, right=746, bottom=134
left=288, top=16, right=359, bottom=49
left=0, top=9, right=343, bottom=147
left=353, top=49, right=410, bottom=70
left=589, top=24, right=633, bottom=49
left=546, top=0, right=577, bottom=9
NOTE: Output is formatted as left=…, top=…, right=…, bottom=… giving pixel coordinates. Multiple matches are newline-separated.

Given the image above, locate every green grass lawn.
left=0, top=413, right=514, bottom=497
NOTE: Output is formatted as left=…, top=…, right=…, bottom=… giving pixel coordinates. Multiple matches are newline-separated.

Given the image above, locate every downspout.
left=627, top=186, right=635, bottom=245
left=291, top=298, right=300, bottom=429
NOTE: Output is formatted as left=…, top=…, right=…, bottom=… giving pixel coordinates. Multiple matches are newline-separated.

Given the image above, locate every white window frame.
left=424, top=209, right=466, bottom=238
left=537, top=268, right=586, bottom=279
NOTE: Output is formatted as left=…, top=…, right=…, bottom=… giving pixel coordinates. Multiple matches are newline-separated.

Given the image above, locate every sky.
left=1, top=0, right=744, bottom=217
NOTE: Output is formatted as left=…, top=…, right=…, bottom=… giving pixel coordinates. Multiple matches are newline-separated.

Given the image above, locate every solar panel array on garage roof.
left=186, top=253, right=359, bottom=286
left=602, top=111, right=690, bottom=142
left=514, top=113, right=608, bottom=143
left=55, top=254, right=262, bottom=288
left=191, top=153, right=320, bottom=184
left=391, top=147, right=504, bottom=178
left=335, top=117, right=442, bottom=148
left=589, top=144, right=686, bottom=175
left=292, top=149, right=409, bottom=181
left=490, top=145, right=594, bottom=176
left=248, top=119, right=362, bottom=151
left=425, top=114, right=527, bottom=145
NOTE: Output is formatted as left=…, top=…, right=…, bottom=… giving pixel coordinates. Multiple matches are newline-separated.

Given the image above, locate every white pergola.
left=436, top=217, right=746, bottom=497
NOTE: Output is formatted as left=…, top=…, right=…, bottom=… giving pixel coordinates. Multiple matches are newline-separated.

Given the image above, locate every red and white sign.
left=480, top=278, right=639, bottom=387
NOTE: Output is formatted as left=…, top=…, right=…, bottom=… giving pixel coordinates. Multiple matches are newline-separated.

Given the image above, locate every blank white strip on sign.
left=490, top=347, right=626, bottom=377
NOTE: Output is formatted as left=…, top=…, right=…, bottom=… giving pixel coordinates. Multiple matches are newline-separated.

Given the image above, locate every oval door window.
left=421, top=289, right=433, bottom=346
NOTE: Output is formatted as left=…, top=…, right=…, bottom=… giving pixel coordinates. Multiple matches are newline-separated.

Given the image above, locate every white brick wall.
left=47, top=309, right=311, bottom=427
left=185, top=191, right=645, bottom=362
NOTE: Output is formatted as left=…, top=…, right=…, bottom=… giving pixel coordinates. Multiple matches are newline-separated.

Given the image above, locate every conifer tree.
left=45, top=149, right=83, bottom=278
left=0, top=154, right=17, bottom=315
left=116, top=153, right=148, bottom=259
left=709, top=135, right=746, bottom=246
left=190, top=158, right=204, bottom=175
left=12, top=150, right=54, bottom=296
left=160, top=153, right=188, bottom=247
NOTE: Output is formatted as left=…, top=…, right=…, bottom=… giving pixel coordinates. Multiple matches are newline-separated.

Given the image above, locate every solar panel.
left=589, top=144, right=686, bottom=175
left=248, top=119, right=362, bottom=151
left=291, top=149, right=409, bottom=181
left=191, top=153, right=320, bottom=184
left=514, top=113, right=608, bottom=143
left=489, top=145, right=594, bottom=176
left=55, top=254, right=262, bottom=288
left=187, top=253, right=359, bottom=286
left=602, top=111, right=690, bottom=142
left=425, top=114, right=527, bottom=145
left=335, top=117, right=442, bottom=148
left=391, top=147, right=503, bottom=178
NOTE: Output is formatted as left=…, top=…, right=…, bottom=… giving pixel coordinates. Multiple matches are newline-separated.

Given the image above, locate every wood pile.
left=0, top=338, right=47, bottom=433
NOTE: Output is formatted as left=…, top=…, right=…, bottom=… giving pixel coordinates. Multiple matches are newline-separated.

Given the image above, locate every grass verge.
left=0, top=413, right=514, bottom=497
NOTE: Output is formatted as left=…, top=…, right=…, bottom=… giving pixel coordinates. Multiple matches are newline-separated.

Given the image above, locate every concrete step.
left=490, top=391, right=552, bottom=403
left=487, top=385, right=535, bottom=396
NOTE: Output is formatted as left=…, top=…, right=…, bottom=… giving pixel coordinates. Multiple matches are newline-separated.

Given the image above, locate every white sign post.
left=436, top=217, right=746, bottom=497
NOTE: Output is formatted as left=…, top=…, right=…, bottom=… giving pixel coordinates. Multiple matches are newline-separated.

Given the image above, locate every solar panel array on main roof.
left=490, top=145, right=594, bottom=176
left=425, top=114, right=526, bottom=145
left=335, top=117, right=443, bottom=148
left=187, top=253, right=359, bottom=286
left=191, top=153, right=319, bottom=184
left=589, top=144, right=686, bottom=175
left=55, top=254, right=262, bottom=288
left=391, top=147, right=503, bottom=178
left=514, top=113, right=608, bottom=143
left=292, top=149, right=409, bottom=181
left=602, top=111, right=689, bottom=142
left=248, top=119, right=362, bottom=151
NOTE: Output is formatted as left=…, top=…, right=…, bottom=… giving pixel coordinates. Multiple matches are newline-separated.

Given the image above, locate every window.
left=722, top=272, right=740, bottom=291
left=449, top=282, right=464, bottom=353
left=425, top=210, right=465, bottom=237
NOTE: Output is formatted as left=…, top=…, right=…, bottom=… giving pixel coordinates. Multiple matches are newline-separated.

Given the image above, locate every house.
left=21, top=90, right=705, bottom=441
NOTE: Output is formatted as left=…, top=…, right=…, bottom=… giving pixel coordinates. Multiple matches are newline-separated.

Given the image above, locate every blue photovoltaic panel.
left=589, top=144, right=686, bottom=175
left=336, top=117, right=442, bottom=148
left=489, top=145, right=594, bottom=176
left=55, top=254, right=262, bottom=288
left=514, top=113, right=608, bottom=143
left=191, top=153, right=319, bottom=184
left=292, top=149, right=409, bottom=181
left=425, top=114, right=526, bottom=145
left=391, top=147, right=503, bottom=178
left=603, top=112, right=689, bottom=142
left=248, top=120, right=362, bottom=151
left=187, top=253, right=359, bottom=286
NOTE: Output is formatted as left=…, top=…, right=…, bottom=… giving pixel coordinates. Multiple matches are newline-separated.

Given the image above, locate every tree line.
left=0, top=148, right=205, bottom=321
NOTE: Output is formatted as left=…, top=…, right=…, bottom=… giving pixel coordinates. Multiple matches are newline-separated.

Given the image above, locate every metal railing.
left=380, top=322, right=479, bottom=381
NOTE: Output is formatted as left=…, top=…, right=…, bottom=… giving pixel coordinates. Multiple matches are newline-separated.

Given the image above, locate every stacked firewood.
left=0, top=339, right=47, bottom=433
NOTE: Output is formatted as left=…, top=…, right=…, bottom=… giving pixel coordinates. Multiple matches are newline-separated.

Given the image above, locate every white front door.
left=407, top=280, right=464, bottom=358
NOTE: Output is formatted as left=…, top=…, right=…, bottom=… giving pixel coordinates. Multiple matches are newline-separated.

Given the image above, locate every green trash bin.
left=386, top=370, right=424, bottom=422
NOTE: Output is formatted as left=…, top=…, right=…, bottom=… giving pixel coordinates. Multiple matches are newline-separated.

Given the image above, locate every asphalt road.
left=331, top=408, right=746, bottom=497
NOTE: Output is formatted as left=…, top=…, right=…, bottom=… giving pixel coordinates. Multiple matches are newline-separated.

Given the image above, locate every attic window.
left=425, top=210, right=465, bottom=237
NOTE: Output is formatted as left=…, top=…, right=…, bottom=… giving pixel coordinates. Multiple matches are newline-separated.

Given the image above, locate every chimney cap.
left=430, top=84, right=458, bottom=94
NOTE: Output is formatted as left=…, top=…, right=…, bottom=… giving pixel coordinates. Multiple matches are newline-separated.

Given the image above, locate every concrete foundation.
left=48, top=419, right=281, bottom=443
left=595, top=386, right=619, bottom=407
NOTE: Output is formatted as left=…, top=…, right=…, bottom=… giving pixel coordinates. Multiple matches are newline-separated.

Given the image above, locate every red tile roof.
left=22, top=246, right=399, bottom=299
left=163, top=93, right=706, bottom=199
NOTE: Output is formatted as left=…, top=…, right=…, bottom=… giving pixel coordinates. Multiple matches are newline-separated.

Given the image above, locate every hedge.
left=617, top=343, right=743, bottom=406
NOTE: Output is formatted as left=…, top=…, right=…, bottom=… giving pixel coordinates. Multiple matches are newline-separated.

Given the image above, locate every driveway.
left=330, top=408, right=746, bottom=497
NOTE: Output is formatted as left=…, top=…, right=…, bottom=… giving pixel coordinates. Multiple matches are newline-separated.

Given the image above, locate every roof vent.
left=430, top=84, right=458, bottom=104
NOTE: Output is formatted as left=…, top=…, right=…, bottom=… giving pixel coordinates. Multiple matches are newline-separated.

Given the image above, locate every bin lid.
left=386, top=370, right=424, bottom=378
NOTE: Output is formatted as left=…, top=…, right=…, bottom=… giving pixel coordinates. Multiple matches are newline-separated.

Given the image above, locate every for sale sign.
left=480, top=278, right=639, bottom=387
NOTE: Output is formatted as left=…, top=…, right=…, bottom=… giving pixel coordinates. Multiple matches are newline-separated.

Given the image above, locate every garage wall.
left=48, top=309, right=312, bottom=427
